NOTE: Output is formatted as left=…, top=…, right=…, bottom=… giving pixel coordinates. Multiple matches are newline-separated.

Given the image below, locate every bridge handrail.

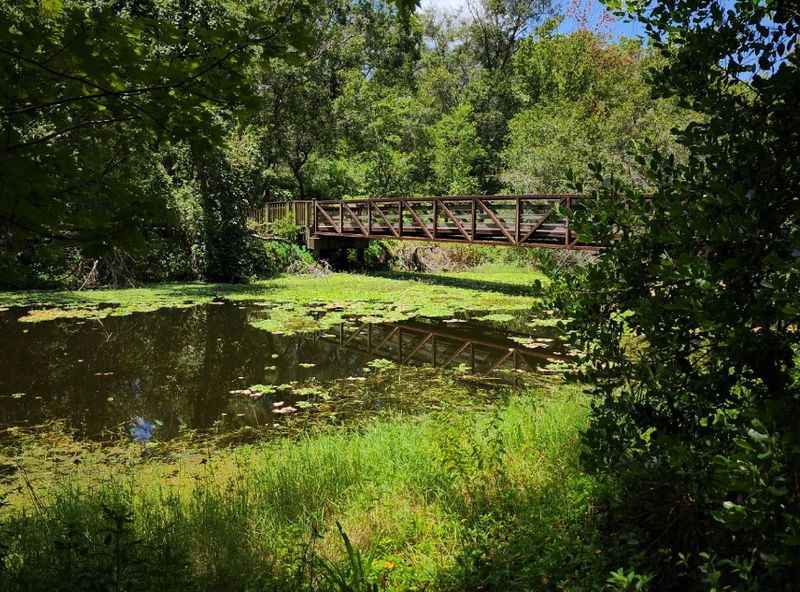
left=311, top=193, right=579, bottom=205
left=251, top=194, right=594, bottom=251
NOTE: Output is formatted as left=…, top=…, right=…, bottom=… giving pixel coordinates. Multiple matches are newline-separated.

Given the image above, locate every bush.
left=548, top=2, right=800, bottom=588
left=270, top=215, right=303, bottom=242
left=251, top=240, right=316, bottom=278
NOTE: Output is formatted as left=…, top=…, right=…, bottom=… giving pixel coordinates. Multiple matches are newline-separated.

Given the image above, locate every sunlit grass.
left=0, top=265, right=544, bottom=322
left=0, top=385, right=605, bottom=591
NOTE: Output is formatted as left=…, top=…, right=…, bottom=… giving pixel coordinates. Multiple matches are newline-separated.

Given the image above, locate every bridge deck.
left=251, top=195, right=596, bottom=250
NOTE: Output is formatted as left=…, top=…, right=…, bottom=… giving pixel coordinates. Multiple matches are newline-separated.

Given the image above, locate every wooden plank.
left=315, top=202, right=341, bottom=233
left=343, top=323, right=367, bottom=347
left=402, top=333, right=433, bottom=364
left=374, top=326, right=400, bottom=352
left=311, top=231, right=599, bottom=251
left=440, top=201, right=471, bottom=240
left=488, top=348, right=515, bottom=373
left=519, top=198, right=564, bottom=244
left=443, top=340, right=472, bottom=367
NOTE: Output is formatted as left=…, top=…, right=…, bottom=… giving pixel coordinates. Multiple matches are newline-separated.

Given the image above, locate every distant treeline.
left=0, top=0, right=693, bottom=288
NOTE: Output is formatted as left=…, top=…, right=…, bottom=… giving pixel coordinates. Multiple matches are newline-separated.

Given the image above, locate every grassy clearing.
left=0, top=265, right=545, bottom=325
left=0, top=384, right=607, bottom=591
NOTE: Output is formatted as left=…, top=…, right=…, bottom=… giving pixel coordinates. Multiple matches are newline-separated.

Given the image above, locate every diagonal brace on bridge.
left=252, top=195, right=598, bottom=251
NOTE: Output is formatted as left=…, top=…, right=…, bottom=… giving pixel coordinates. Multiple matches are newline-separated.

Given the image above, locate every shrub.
left=549, top=2, right=800, bottom=588
left=252, top=240, right=316, bottom=278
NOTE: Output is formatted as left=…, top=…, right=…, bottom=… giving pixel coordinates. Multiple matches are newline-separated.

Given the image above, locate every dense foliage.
left=0, top=0, right=316, bottom=285
left=1, top=0, right=693, bottom=288
left=552, top=0, right=800, bottom=588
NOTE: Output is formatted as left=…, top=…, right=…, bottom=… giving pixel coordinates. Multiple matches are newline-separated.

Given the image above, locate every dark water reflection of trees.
left=0, top=303, right=374, bottom=440
left=0, top=302, right=563, bottom=442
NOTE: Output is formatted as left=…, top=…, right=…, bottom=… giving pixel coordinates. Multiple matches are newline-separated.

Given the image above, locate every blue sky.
left=418, top=0, right=646, bottom=41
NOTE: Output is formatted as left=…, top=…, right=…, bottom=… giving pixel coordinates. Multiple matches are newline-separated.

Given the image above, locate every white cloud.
left=419, top=0, right=470, bottom=15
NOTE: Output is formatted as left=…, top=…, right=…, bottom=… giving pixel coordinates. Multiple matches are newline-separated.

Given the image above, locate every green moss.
left=0, top=265, right=542, bottom=327
left=474, top=312, right=516, bottom=322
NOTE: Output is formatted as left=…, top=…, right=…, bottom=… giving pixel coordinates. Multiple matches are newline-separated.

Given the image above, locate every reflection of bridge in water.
left=316, top=319, right=566, bottom=375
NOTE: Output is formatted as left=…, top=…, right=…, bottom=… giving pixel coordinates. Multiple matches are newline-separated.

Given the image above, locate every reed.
left=0, top=386, right=608, bottom=591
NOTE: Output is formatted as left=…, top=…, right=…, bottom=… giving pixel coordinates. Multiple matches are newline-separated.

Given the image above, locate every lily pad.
left=475, top=313, right=515, bottom=323
left=293, top=386, right=327, bottom=397
left=272, top=406, right=298, bottom=415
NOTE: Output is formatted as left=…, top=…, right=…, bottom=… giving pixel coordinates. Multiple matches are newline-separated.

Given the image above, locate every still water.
left=0, top=302, right=566, bottom=443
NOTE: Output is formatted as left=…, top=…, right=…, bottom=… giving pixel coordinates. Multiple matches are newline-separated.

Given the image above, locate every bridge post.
left=565, top=195, right=571, bottom=246
left=470, top=198, right=476, bottom=241
left=367, top=201, right=373, bottom=235
left=515, top=197, right=521, bottom=245
left=433, top=199, right=438, bottom=239
left=398, top=201, right=403, bottom=235
left=312, top=199, right=317, bottom=235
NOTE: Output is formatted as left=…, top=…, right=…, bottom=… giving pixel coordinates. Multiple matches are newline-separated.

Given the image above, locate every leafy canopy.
left=553, top=0, right=800, bottom=587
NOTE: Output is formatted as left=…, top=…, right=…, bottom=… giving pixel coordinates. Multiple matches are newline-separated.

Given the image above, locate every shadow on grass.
left=433, top=479, right=610, bottom=591
left=371, top=270, right=541, bottom=297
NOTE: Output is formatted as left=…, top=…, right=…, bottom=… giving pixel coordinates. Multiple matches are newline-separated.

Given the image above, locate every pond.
left=0, top=301, right=567, bottom=446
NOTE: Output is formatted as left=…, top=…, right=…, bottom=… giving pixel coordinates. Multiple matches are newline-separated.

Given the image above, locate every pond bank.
left=0, top=264, right=611, bottom=591
left=0, top=387, right=606, bottom=592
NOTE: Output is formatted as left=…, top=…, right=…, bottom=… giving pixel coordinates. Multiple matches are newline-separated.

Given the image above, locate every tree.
left=429, top=103, right=485, bottom=194
left=502, top=30, right=694, bottom=192
left=257, top=0, right=423, bottom=199
left=552, top=0, right=800, bottom=587
left=0, top=0, right=314, bottom=285
left=460, top=0, right=554, bottom=191
left=466, top=0, right=552, bottom=72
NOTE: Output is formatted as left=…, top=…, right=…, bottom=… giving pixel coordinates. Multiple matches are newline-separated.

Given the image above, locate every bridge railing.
left=252, top=194, right=596, bottom=250
left=317, top=319, right=566, bottom=374
left=312, top=194, right=590, bottom=249
left=249, top=200, right=314, bottom=231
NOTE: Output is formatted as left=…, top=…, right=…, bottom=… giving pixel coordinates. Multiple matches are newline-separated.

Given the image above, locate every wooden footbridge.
left=249, top=195, right=596, bottom=251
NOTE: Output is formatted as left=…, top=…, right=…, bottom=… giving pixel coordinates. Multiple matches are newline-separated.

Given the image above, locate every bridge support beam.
left=307, top=234, right=370, bottom=253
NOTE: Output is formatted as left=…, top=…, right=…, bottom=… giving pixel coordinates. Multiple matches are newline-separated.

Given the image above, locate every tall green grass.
left=0, top=387, right=609, bottom=591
